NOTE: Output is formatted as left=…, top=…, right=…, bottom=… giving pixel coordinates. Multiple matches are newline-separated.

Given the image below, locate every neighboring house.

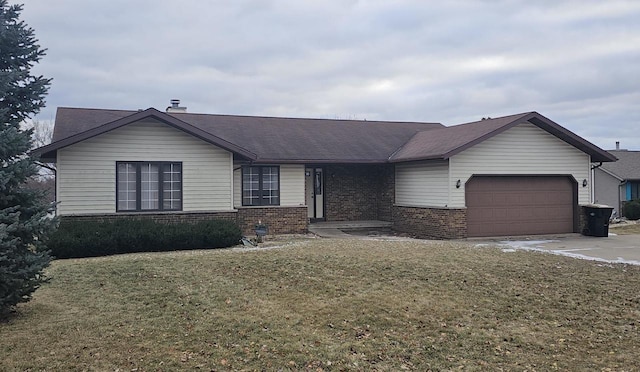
left=593, top=147, right=640, bottom=216
left=33, top=103, right=615, bottom=238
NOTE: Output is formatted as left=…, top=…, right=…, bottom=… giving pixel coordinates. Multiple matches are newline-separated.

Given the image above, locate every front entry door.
left=305, top=167, right=324, bottom=220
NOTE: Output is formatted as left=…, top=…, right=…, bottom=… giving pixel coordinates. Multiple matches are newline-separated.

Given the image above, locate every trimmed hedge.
left=47, top=219, right=242, bottom=259
left=623, top=199, right=640, bottom=220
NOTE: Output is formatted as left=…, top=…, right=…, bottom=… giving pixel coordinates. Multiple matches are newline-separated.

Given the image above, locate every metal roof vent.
left=166, top=99, right=187, bottom=113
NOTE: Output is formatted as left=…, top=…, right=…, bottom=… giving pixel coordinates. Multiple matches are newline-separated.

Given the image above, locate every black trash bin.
left=583, top=204, right=614, bottom=237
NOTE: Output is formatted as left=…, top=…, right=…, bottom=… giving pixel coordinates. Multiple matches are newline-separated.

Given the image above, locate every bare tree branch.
left=24, top=118, right=54, bottom=148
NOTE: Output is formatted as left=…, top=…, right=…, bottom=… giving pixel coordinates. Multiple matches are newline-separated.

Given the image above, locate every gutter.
left=34, top=161, right=56, bottom=173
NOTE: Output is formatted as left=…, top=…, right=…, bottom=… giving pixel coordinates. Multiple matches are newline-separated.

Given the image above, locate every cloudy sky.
left=21, top=0, right=640, bottom=150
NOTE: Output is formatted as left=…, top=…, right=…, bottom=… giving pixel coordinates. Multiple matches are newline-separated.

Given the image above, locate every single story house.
left=593, top=144, right=640, bottom=216
left=33, top=103, right=616, bottom=238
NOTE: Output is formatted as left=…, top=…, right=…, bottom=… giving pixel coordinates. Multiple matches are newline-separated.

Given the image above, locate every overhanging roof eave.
left=388, top=155, right=447, bottom=163
left=527, top=115, right=617, bottom=162
left=596, top=166, right=624, bottom=181
left=250, top=158, right=392, bottom=164
left=31, top=108, right=259, bottom=161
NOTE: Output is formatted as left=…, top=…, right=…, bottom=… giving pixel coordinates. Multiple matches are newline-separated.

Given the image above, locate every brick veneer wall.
left=393, top=206, right=467, bottom=239
left=324, top=164, right=394, bottom=222
left=578, top=206, right=589, bottom=235
left=377, top=164, right=395, bottom=222
left=61, top=211, right=238, bottom=224
left=61, top=207, right=309, bottom=236
left=236, top=206, right=308, bottom=235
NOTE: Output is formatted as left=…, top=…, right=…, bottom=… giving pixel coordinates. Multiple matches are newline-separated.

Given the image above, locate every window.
left=242, top=166, right=280, bottom=206
left=117, top=162, right=182, bottom=211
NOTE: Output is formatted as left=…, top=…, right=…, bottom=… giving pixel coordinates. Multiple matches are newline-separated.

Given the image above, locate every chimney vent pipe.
left=616, top=141, right=620, bottom=150
left=166, top=99, right=187, bottom=113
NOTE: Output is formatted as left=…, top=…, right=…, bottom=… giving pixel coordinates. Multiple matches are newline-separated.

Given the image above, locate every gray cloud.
left=21, top=0, right=640, bottom=149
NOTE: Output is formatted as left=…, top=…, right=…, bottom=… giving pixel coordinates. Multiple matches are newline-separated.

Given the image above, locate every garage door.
left=466, top=176, right=576, bottom=237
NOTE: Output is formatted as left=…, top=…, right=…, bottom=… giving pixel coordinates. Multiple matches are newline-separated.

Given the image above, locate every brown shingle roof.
left=389, top=113, right=531, bottom=161
left=36, top=107, right=615, bottom=164
left=390, top=112, right=616, bottom=163
left=47, top=107, right=444, bottom=163
left=52, top=107, right=134, bottom=141
left=46, top=108, right=257, bottom=160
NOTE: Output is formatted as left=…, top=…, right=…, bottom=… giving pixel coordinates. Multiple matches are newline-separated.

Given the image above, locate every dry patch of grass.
left=2, top=239, right=640, bottom=370
left=610, top=223, right=640, bottom=235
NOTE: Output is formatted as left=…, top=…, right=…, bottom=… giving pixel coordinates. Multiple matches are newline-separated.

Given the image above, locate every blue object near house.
left=593, top=148, right=640, bottom=217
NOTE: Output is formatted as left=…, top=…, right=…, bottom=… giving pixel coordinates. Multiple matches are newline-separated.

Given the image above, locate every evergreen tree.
left=0, top=0, right=53, bottom=317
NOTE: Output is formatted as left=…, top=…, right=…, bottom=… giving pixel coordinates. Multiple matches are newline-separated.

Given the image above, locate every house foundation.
left=236, top=206, right=308, bottom=235
left=61, top=211, right=238, bottom=225
left=60, top=206, right=309, bottom=237
left=392, top=205, right=467, bottom=239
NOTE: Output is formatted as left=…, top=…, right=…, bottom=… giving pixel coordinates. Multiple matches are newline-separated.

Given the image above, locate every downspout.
left=589, top=162, right=603, bottom=204
left=229, top=153, right=242, bottom=211
left=34, top=160, right=57, bottom=217
left=619, top=181, right=626, bottom=217
left=447, top=158, right=451, bottom=208
left=233, top=160, right=252, bottom=209
left=233, top=159, right=254, bottom=172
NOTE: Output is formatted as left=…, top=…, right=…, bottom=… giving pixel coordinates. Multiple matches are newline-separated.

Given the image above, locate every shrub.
left=623, top=199, right=640, bottom=221
left=47, top=219, right=242, bottom=259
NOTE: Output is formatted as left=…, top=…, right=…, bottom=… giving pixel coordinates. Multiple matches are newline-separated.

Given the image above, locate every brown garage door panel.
left=467, top=207, right=572, bottom=223
left=466, top=176, right=575, bottom=237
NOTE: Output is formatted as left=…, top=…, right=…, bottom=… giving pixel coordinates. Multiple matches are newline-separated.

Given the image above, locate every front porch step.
left=308, top=220, right=393, bottom=238
left=309, top=220, right=392, bottom=230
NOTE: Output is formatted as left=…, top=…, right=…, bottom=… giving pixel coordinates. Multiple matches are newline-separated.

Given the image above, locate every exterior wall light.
left=456, top=179, right=461, bottom=188
left=582, top=179, right=588, bottom=187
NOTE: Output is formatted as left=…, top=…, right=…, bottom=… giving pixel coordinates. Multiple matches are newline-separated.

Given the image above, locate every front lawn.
left=2, top=239, right=639, bottom=370
left=610, top=223, right=640, bottom=235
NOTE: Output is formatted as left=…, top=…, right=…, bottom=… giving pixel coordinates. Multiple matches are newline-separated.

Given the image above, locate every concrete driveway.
left=309, top=220, right=640, bottom=264
left=487, top=233, right=640, bottom=265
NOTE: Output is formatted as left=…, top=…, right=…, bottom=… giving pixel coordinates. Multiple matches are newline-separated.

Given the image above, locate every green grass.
left=2, top=238, right=640, bottom=370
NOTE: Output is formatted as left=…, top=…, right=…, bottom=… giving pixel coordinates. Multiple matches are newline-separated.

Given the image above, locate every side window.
left=116, top=162, right=182, bottom=212
left=632, top=182, right=640, bottom=200
left=242, top=166, right=280, bottom=206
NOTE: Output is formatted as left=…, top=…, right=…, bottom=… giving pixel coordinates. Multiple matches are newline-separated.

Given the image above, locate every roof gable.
left=389, top=112, right=616, bottom=163
left=525, top=114, right=616, bottom=163
left=34, top=108, right=257, bottom=161
left=389, top=113, right=531, bottom=162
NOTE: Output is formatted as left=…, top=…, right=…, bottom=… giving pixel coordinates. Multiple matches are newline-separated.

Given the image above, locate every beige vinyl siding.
left=233, top=161, right=242, bottom=208
left=450, top=123, right=591, bottom=208
left=395, top=160, right=449, bottom=207
left=57, top=120, right=233, bottom=215
left=280, top=164, right=305, bottom=206
left=233, top=164, right=305, bottom=208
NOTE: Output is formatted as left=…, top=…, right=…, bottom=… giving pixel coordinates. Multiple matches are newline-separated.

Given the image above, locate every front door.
left=305, top=167, right=324, bottom=220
